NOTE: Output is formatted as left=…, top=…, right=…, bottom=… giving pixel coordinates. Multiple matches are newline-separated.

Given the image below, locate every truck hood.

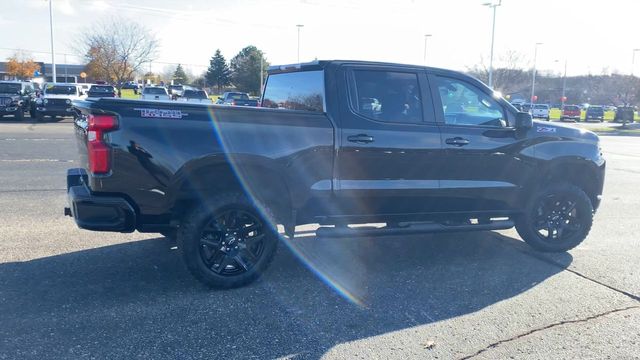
left=532, top=120, right=599, bottom=143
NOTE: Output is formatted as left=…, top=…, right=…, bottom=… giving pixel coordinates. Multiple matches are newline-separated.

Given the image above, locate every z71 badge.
left=134, top=108, right=188, bottom=119
left=536, top=126, right=556, bottom=133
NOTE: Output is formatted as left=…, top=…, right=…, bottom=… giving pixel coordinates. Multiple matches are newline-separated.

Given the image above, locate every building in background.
left=0, top=62, right=87, bottom=83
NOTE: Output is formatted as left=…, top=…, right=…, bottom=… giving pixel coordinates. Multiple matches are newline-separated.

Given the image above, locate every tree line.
left=467, top=51, right=640, bottom=106
left=77, top=19, right=269, bottom=95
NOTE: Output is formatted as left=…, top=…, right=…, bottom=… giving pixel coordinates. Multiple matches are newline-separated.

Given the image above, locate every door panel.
left=333, top=67, right=442, bottom=217
left=431, top=74, right=533, bottom=212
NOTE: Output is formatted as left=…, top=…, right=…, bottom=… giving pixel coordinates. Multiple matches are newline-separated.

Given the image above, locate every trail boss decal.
left=536, top=126, right=556, bottom=133
left=134, top=108, right=188, bottom=119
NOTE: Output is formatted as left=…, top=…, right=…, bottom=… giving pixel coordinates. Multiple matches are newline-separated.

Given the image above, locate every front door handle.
left=445, top=137, right=470, bottom=146
left=348, top=134, right=375, bottom=144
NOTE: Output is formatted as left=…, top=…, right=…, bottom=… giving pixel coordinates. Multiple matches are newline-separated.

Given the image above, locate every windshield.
left=143, top=87, right=167, bottom=95
left=534, top=105, right=548, bottom=109
left=170, top=85, right=183, bottom=90
left=0, top=83, right=21, bottom=94
left=45, top=85, right=77, bottom=95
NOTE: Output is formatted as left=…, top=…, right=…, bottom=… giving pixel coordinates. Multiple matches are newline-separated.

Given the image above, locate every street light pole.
left=531, top=42, right=542, bottom=104
left=260, top=51, right=266, bottom=97
left=423, top=34, right=432, bottom=65
left=296, top=24, right=304, bottom=64
left=483, top=0, right=501, bottom=88
left=632, top=48, right=640, bottom=76
left=561, top=59, right=567, bottom=107
left=49, top=0, right=57, bottom=82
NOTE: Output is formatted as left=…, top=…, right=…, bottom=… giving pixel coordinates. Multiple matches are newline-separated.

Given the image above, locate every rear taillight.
left=87, top=114, right=118, bottom=174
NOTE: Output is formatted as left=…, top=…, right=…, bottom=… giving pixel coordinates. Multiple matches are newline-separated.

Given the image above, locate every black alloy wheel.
left=198, top=209, right=266, bottom=276
left=178, top=193, right=278, bottom=288
left=531, top=194, right=583, bottom=242
left=516, top=184, right=593, bottom=252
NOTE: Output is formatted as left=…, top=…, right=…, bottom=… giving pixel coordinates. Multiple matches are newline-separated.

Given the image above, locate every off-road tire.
left=178, top=192, right=278, bottom=288
left=516, top=183, right=593, bottom=252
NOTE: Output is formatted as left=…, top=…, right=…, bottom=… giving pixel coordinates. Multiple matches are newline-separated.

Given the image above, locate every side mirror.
left=515, top=111, right=533, bottom=129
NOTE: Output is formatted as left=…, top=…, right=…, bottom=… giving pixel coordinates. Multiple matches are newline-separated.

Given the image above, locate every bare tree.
left=79, top=18, right=158, bottom=89
left=467, top=50, right=531, bottom=95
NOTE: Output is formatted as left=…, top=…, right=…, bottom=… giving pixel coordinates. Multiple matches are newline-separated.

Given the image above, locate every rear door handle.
left=445, top=137, right=470, bottom=146
left=347, top=134, right=375, bottom=144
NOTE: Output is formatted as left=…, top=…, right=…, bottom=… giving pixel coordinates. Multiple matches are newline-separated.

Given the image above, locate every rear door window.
left=262, top=70, right=325, bottom=112
left=349, top=70, right=424, bottom=124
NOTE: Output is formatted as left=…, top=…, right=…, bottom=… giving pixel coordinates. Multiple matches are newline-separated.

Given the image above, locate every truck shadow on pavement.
left=0, top=231, right=572, bottom=359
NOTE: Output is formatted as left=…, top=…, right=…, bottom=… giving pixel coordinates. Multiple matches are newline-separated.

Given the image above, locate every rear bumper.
left=65, top=168, right=136, bottom=232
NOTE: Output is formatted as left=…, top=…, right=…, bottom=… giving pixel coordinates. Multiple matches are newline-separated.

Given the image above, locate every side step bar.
left=315, top=220, right=514, bottom=238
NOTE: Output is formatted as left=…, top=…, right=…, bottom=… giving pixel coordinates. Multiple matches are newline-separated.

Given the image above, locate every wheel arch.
left=168, top=155, right=293, bottom=226
left=536, top=157, right=602, bottom=208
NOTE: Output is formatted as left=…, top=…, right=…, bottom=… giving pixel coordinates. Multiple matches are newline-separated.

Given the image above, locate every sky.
left=1, top=0, right=639, bottom=77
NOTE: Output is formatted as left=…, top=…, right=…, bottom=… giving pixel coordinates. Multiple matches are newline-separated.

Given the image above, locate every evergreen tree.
left=173, top=64, right=188, bottom=84
left=229, top=45, right=268, bottom=95
left=206, top=49, right=231, bottom=93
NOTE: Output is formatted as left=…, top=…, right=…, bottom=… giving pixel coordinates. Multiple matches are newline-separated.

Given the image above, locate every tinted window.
left=184, top=90, right=207, bottom=99
left=436, top=76, right=506, bottom=127
left=227, top=93, right=249, bottom=100
left=89, top=86, right=115, bottom=93
left=534, top=104, right=548, bottom=109
left=45, top=85, right=77, bottom=95
left=350, top=70, right=423, bottom=123
left=262, top=70, right=324, bottom=112
left=564, top=106, right=579, bottom=111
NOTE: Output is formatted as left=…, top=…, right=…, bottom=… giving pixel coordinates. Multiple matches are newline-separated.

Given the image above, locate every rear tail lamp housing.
left=87, top=114, right=118, bottom=174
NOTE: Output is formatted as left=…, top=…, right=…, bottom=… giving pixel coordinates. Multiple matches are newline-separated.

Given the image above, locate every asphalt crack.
left=458, top=235, right=640, bottom=360
left=458, top=305, right=640, bottom=360
left=512, top=244, right=640, bottom=302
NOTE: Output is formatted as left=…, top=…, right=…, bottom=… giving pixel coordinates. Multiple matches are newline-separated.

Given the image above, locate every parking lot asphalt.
left=0, top=118, right=638, bottom=359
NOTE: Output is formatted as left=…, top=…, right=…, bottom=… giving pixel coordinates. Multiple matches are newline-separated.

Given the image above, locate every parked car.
left=561, top=105, right=581, bottom=122
left=33, top=83, right=84, bottom=122
left=179, top=89, right=213, bottom=104
left=521, top=103, right=532, bottom=113
left=79, top=83, right=91, bottom=96
left=121, top=82, right=141, bottom=90
left=66, top=60, right=605, bottom=289
left=216, top=92, right=258, bottom=106
left=585, top=106, right=604, bottom=122
left=141, top=86, right=170, bottom=101
left=531, top=104, right=550, bottom=121
left=0, top=81, right=37, bottom=121
left=87, top=85, right=118, bottom=98
left=169, top=85, right=185, bottom=99
left=614, top=106, right=635, bottom=123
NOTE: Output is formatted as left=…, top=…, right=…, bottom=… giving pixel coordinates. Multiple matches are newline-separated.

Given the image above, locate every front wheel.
left=516, top=184, right=593, bottom=252
left=178, top=193, right=278, bottom=288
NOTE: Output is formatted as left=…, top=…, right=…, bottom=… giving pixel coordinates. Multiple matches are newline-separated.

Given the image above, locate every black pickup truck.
left=66, top=60, right=605, bottom=288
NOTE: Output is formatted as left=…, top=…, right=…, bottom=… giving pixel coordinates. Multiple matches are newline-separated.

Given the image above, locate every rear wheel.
left=178, top=192, right=278, bottom=288
left=516, top=184, right=593, bottom=252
